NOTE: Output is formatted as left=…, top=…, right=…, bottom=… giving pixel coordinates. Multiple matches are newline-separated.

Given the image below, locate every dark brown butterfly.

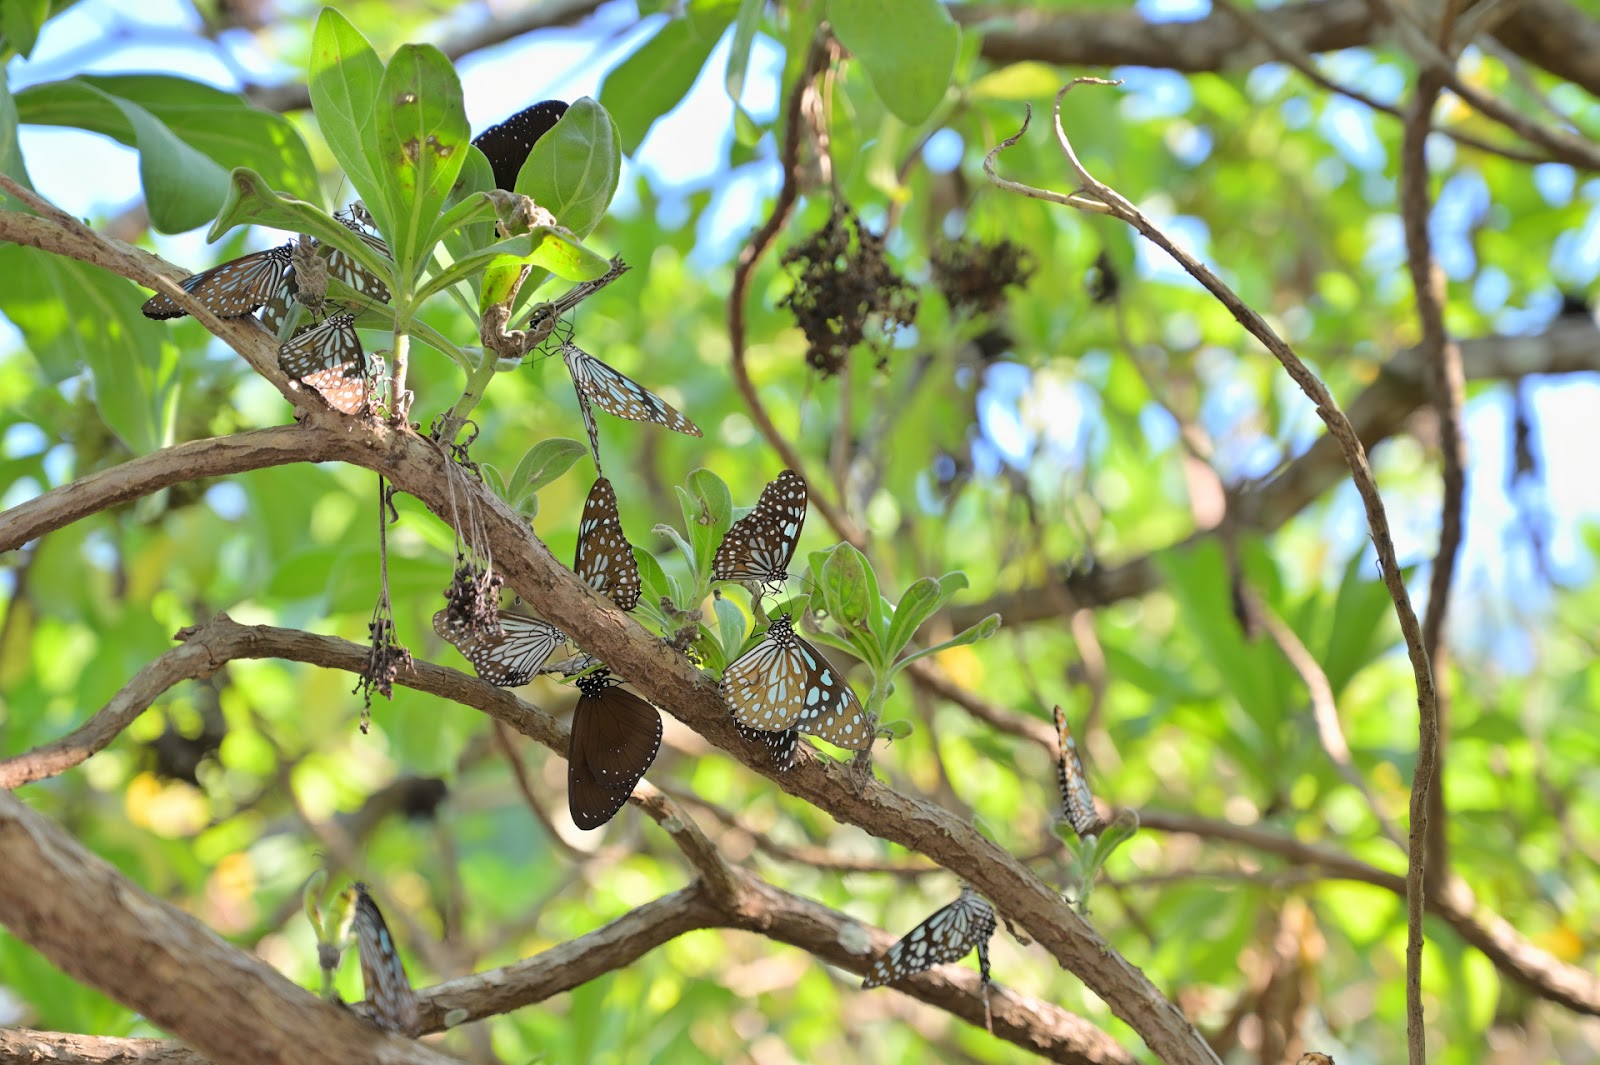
left=862, top=885, right=996, bottom=992
left=279, top=313, right=376, bottom=414
left=712, top=469, right=806, bottom=587
left=721, top=614, right=871, bottom=750
left=568, top=668, right=662, bottom=830
left=433, top=609, right=565, bottom=687
left=560, top=340, right=702, bottom=474
left=575, top=477, right=641, bottom=611
left=141, top=243, right=295, bottom=320
left=349, top=882, right=420, bottom=1037
left=473, top=99, right=569, bottom=191
left=1053, top=705, right=1102, bottom=839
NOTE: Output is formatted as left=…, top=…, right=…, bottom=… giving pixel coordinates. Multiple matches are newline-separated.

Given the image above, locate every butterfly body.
left=862, top=885, right=997, bottom=991
left=568, top=669, right=663, bottom=830
left=713, top=470, right=806, bottom=587
left=141, top=243, right=296, bottom=320
left=574, top=477, right=641, bottom=611
left=721, top=615, right=871, bottom=750
left=434, top=609, right=565, bottom=686
left=349, top=882, right=420, bottom=1038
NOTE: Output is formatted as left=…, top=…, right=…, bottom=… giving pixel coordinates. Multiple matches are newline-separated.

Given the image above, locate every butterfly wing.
left=142, top=244, right=296, bottom=320
left=792, top=634, right=872, bottom=750
left=433, top=609, right=564, bottom=687
left=735, top=722, right=800, bottom=771
left=574, top=477, right=641, bottom=611
left=281, top=313, right=372, bottom=414
left=1053, top=705, right=1101, bottom=838
left=350, top=883, right=420, bottom=1037
left=720, top=617, right=811, bottom=732
left=327, top=215, right=393, bottom=304
left=562, top=343, right=702, bottom=438
left=862, top=887, right=997, bottom=988
left=472, top=99, right=569, bottom=191
left=568, top=674, right=663, bottom=830
left=712, top=469, right=807, bottom=583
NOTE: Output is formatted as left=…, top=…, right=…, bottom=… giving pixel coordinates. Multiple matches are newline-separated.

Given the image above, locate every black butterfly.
left=433, top=609, right=565, bottom=687
left=862, top=885, right=997, bottom=993
left=720, top=614, right=871, bottom=750
left=568, top=668, right=663, bottom=830
left=349, top=881, right=421, bottom=1037
left=473, top=99, right=569, bottom=191
left=712, top=470, right=806, bottom=587
left=560, top=341, right=702, bottom=474
left=141, top=243, right=295, bottom=320
left=575, top=477, right=641, bottom=611
left=1053, top=705, right=1102, bottom=839
left=735, top=722, right=799, bottom=771
left=279, top=313, right=376, bottom=414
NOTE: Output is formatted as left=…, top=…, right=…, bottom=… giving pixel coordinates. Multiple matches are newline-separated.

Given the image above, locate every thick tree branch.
left=0, top=791, right=466, bottom=1065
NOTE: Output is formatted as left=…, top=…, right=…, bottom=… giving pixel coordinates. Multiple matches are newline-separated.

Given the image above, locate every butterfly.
left=279, top=313, right=376, bottom=414
left=712, top=470, right=807, bottom=587
left=862, top=885, right=997, bottom=994
left=575, top=477, right=641, bottom=611
left=1053, top=705, right=1102, bottom=839
left=141, top=243, right=295, bottom=320
left=720, top=614, right=871, bottom=750
left=323, top=208, right=393, bottom=305
left=433, top=609, right=565, bottom=687
left=568, top=668, right=663, bottom=830
left=735, top=722, right=799, bottom=771
left=473, top=99, right=569, bottom=191
left=348, top=882, right=421, bottom=1038
left=560, top=340, right=702, bottom=474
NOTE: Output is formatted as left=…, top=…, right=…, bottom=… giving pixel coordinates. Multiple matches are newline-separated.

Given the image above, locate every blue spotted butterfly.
left=720, top=614, right=871, bottom=751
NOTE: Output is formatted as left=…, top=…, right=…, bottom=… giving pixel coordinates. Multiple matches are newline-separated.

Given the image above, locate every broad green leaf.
left=819, top=543, right=881, bottom=642
left=0, top=76, right=23, bottom=183
left=308, top=10, right=385, bottom=229
left=600, top=11, right=735, bottom=155
left=884, top=571, right=968, bottom=661
left=683, top=468, right=733, bottom=591
left=373, top=44, right=471, bottom=284
left=1324, top=551, right=1401, bottom=697
left=889, top=613, right=1000, bottom=676
left=16, top=75, right=319, bottom=204
left=0, top=0, right=49, bottom=60
left=635, top=546, right=672, bottom=613
left=827, top=0, right=959, bottom=125
left=0, top=245, right=175, bottom=453
left=516, top=97, right=620, bottom=241
left=715, top=595, right=747, bottom=668
left=508, top=438, right=586, bottom=501
left=724, top=0, right=765, bottom=107
left=437, top=225, right=609, bottom=309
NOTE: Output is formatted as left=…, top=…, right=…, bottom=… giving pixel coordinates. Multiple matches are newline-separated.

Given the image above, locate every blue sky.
left=6, top=0, right=1600, bottom=672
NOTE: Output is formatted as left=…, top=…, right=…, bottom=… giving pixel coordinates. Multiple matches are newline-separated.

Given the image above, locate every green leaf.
left=889, top=613, right=1001, bottom=677
left=457, top=226, right=611, bottom=310
left=884, top=571, right=968, bottom=662
left=516, top=97, right=620, bottom=241
left=826, top=0, right=959, bottom=125
left=600, top=10, right=736, bottom=154
left=17, top=75, right=320, bottom=204
left=819, top=543, right=881, bottom=643
left=724, top=0, right=765, bottom=107
left=507, top=438, right=586, bottom=502
left=0, top=245, right=175, bottom=453
left=373, top=44, right=471, bottom=284
left=308, top=10, right=385, bottom=224
left=0, top=0, right=49, bottom=60
left=682, top=468, right=733, bottom=591
left=0, top=76, right=24, bottom=183
left=715, top=595, right=748, bottom=670
left=1323, top=551, right=1400, bottom=697
left=636, top=546, right=673, bottom=613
